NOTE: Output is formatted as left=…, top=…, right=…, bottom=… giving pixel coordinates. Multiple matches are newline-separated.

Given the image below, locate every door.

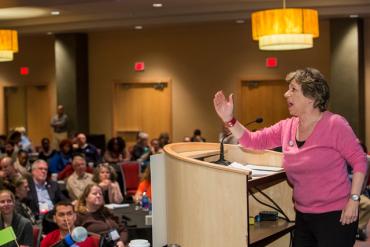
left=4, top=85, right=51, bottom=147
left=4, top=86, right=26, bottom=133
left=26, top=85, right=52, bottom=146
left=113, top=82, right=172, bottom=147
left=241, top=80, right=289, bottom=130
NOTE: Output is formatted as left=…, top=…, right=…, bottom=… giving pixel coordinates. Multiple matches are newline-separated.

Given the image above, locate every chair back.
left=88, top=232, right=105, bottom=247
left=33, top=225, right=42, bottom=247
left=119, top=161, right=140, bottom=197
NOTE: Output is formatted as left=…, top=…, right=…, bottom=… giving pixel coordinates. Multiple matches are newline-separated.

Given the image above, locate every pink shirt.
left=239, top=111, right=367, bottom=213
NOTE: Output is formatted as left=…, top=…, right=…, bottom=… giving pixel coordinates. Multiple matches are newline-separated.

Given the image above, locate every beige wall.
left=89, top=20, right=331, bottom=142
left=0, top=34, right=56, bottom=135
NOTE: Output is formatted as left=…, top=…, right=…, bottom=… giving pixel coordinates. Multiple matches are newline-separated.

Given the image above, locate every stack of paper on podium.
left=230, top=162, right=283, bottom=177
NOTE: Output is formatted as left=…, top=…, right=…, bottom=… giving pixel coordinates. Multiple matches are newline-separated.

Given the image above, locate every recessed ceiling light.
left=134, top=25, right=143, bottom=30
left=235, top=19, right=245, bottom=24
left=47, top=32, right=53, bottom=35
left=51, top=11, right=60, bottom=16
left=152, top=3, right=163, bottom=8
left=349, top=14, right=359, bottom=18
left=0, top=7, right=49, bottom=20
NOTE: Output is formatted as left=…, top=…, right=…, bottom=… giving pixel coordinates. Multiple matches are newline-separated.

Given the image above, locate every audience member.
left=158, top=132, right=170, bottom=148
left=50, top=105, right=69, bottom=149
left=66, top=155, right=93, bottom=200
left=92, top=163, right=123, bottom=204
left=4, top=141, right=17, bottom=162
left=150, top=138, right=163, bottom=155
left=134, top=166, right=151, bottom=203
left=0, top=157, right=22, bottom=183
left=191, top=129, right=206, bottom=142
left=12, top=177, right=36, bottom=225
left=75, top=133, right=100, bottom=165
left=27, top=160, right=67, bottom=217
left=48, top=139, right=73, bottom=174
left=75, top=184, right=128, bottom=247
left=183, top=136, right=191, bottom=142
left=0, top=135, right=7, bottom=154
left=131, top=132, right=150, bottom=163
left=104, top=137, right=129, bottom=163
left=14, top=127, right=33, bottom=153
left=38, top=138, right=57, bottom=162
left=8, top=131, right=22, bottom=150
left=40, top=201, right=95, bottom=247
left=0, top=190, right=33, bottom=247
left=13, top=150, right=31, bottom=178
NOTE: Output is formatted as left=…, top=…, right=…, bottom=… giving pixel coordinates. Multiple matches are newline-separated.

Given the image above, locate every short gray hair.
left=286, top=68, right=330, bottom=112
left=31, top=159, right=48, bottom=170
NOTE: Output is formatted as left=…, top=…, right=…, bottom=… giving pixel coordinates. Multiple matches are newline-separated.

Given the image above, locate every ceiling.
left=1, top=0, right=370, bottom=34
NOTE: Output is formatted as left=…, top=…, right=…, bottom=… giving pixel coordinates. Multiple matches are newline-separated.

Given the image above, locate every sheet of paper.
left=105, top=203, right=130, bottom=209
left=229, top=162, right=283, bottom=177
left=244, top=164, right=283, bottom=172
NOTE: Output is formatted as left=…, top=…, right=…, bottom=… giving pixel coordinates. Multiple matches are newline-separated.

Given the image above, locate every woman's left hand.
left=340, top=199, right=359, bottom=225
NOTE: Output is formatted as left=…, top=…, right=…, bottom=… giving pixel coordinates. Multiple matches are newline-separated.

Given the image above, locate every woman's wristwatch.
left=350, top=194, right=360, bottom=202
left=225, top=117, right=237, bottom=128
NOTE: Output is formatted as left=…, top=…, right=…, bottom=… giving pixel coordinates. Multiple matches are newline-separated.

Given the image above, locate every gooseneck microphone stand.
left=212, top=133, right=232, bottom=166
left=212, top=117, right=264, bottom=166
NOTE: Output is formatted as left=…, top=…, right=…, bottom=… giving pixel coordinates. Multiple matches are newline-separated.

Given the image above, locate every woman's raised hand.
left=213, top=91, right=234, bottom=122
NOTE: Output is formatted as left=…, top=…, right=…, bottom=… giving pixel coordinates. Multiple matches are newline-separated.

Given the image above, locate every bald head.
left=57, top=105, right=64, bottom=115
left=0, top=157, right=16, bottom=178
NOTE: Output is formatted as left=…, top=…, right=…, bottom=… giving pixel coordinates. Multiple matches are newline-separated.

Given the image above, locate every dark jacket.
left=0, top=212, right=33, bottom=247
left=26, top=177, right=67, bottom=216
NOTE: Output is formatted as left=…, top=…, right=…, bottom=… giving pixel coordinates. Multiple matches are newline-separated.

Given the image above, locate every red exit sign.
left=135, top=62, right=145, bottom=71
left=265, top=57, right=278, bottom=68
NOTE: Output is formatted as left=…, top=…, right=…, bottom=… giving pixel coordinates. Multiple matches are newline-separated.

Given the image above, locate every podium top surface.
left=163, top=142, right=282, bottom=176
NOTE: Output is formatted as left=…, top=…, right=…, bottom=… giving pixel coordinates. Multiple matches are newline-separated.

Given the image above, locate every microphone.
left=245, top=117, right=263, bottom=126
left=212, top=117, right=263, bottom=166
left=53, top=227, right=88, bottom=247
left=212, top=133, right=232, bottom=166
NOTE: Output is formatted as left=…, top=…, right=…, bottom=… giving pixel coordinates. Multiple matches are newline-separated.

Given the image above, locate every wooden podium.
left=151, top=142, right=295, bottom=247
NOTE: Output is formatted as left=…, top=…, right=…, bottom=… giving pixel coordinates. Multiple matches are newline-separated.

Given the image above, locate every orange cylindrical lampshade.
left=251, top=8, right=319, bottom=50
left=0, top=30, right=19, bottom=53
left=252, top=8, right=319, bottom=40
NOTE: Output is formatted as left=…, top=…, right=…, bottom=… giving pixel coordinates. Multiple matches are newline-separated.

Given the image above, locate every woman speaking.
left=213, top=68, right=367, bottom=247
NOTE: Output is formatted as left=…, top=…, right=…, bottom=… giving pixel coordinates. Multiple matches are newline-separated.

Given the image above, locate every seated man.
left=41, top=201, right=96, bottom=247
left=66, top=155, right=93, bottom=200
left=13, top=149, right=31, bottom=177
left=26, top=159, right=67, bottom=217
left=131, top=132, right=150, bottom=163
left=75, top=133, right=100, bottom=165
left=0, top=157, right=22, bottom=183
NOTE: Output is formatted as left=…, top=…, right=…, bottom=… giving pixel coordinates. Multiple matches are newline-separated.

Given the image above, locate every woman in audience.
left=48, top=139, right=73, bottom=174
left=191, top=129, right=206, bottom=142
left=158, top=132, right=170, bottom=148
left=92, top=163, right=123, bottom=204
left=0, top=189, right=33, bottom=247
left=150, top=138, right=163, bottom=155
left=75, top=184, right=128, bottom=247
left=103, top=137, right=130, bottom=163
left=38, top=138, right=56, bottom=162
left=12, top=177, right=36, bottom=225
left=134, top=166, right=151, bottom=203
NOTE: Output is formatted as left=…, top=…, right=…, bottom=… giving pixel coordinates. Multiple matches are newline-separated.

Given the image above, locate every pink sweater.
left=239, top=111, right=367, bottom=213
